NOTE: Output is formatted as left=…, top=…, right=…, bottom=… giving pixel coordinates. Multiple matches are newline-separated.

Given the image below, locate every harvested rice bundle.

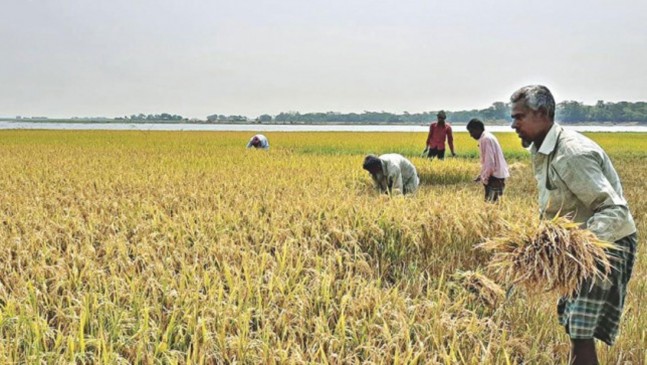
left=476, top=216, right=619, bottom=297
left=452, top=270, right=505, bottom=308
left=507, top=162, right=527, bottom=173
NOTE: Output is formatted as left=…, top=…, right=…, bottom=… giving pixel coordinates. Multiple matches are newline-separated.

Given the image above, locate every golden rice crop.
left=0, top=130, right=644, bottom=364
left=477, top=215, right=619, bottom=297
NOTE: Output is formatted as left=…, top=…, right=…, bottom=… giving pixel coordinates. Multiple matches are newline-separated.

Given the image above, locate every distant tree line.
left=116, top=113, right=185, bottom=121
left=207, top=100, right=647, bottom=124
left=206, top=114, right=249, bottom=123
left=556, top=101, right=647, bottom=123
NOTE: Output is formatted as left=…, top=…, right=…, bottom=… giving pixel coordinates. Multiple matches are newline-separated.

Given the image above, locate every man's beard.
left=521, top=138, right=532, bottom=148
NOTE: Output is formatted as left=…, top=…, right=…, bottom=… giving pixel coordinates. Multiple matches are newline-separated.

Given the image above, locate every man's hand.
left=421, top=147, right=429, bottom=157
left=473, top=175, right=481, bottom=183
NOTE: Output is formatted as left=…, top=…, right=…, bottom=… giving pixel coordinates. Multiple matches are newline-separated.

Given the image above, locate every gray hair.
left=510, top=85, right=555, bottom=120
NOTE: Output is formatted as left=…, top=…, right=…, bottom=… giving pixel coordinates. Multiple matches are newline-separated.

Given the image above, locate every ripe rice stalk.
left=476, top=215, right=621, bottom=297
left=451, top=270, right=505, bottom=308
left=507, top=162, right=527, bottom=173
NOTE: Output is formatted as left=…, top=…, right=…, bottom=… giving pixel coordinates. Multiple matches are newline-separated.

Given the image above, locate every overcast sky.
left=1, top=0, right=646, bottom=119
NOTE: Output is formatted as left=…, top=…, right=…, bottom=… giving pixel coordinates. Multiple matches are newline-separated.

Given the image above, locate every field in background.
left=0, top=130, right=644, bottom=364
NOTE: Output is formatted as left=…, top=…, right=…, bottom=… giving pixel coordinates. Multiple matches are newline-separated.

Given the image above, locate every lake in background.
left=1, top=122, right=647, bottom=133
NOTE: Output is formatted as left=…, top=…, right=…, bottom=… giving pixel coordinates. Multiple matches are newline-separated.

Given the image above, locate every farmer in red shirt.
left=424, top=110, right=455, bottom=159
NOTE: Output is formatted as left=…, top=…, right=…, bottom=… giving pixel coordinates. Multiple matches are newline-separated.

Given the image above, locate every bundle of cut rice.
left=476, top=216, right=620, bottom=297
left=507, top=162, right=527, bottom=173
left=452, top=270, right=505, bottom=308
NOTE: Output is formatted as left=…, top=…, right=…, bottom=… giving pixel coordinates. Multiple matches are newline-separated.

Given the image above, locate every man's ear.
left=536, top=107, right=551, bottom=120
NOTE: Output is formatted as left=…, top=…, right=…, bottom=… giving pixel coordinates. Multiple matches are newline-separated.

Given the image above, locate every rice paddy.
left=0, top=130, right=644, bottom=364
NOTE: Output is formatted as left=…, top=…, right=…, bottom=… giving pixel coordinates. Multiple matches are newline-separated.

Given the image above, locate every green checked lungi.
left=557, top=232, right=638, bottom=345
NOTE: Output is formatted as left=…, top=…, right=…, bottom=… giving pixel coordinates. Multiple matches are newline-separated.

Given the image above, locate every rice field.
left=0, top=130, right=645, bottom=364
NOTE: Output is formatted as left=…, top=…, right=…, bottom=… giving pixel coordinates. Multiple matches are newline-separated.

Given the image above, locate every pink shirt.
left=426, top=122, right=454, bottom=151
left=479, top=131, right=509, bottom=184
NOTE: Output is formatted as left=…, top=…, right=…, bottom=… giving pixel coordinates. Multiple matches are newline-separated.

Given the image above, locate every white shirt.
left=372, top=153, right=419, bottom=195
left=531, top=123, right=636, bottom=242
left=246, top=134, right=269, bottom=149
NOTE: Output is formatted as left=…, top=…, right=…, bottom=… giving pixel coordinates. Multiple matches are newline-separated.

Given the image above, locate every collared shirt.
left=531, top=123, right=636, bottom=242
left=246, top=134, right=269, bottom=149
left=372, top=153, right=419, bottom=195
left=426, top=122, right=454, bottom=151
left=478, top=131, right=509, bottom=184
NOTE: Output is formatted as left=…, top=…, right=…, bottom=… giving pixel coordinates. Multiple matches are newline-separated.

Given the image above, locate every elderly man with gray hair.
left=362, top=154, right=419, bottom=195
left=510, top=85, right=637, bottom=365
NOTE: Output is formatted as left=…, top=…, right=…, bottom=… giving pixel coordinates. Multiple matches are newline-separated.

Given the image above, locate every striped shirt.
left=478, top=131, right=509, bottom=185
